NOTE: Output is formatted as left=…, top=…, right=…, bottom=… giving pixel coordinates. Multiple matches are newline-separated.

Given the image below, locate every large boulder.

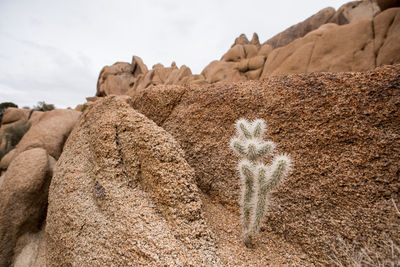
left=374, top=7, right=400, bottom=65
left=0, top=148, right=55, bottom=266
left=96, top=62, right=134, bottom=96
left=131, top=64, right=400, bottom=263
left=0, top=109, right=81, bottom=170
left=265, top=7, right=336, bottom=49
left=261, top=8, right=400, bottom=78
left=201, top=33, right=266, bottom=83
left=329, top=0, right=380, bottom=25
left=1, top=108, right=30, bottom=125
left=46, top=96, right=220, bottom=266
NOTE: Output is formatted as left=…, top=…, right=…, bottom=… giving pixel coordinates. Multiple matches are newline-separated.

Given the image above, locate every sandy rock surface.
left=46, top=96, right=220, bottom=266
left=131, top=64, right=400, bottom=263
left=0, top=148, right=54, bottom=266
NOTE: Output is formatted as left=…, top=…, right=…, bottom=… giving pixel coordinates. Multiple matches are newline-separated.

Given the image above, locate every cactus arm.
left=252, top=119, right=266, bottom=139
left=265, top=155, right=291, bottom=191
left=230, top=137, right=247, bottom=156
left=238, top=159, right=255, bottom=233
left=250, top=164, right=269, bottom=234
left=256, top=141, right=276, bottom=158
left=236, top=119, right=253, bottom=139
left=249, top=155, right=291, bottom=234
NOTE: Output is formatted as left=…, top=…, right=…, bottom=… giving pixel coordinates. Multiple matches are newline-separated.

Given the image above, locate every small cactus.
left=230, top=118, right=291, bottom=247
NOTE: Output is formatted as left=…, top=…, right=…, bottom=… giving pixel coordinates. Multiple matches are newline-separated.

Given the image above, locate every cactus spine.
left=230, top=118, right=291, bottom=247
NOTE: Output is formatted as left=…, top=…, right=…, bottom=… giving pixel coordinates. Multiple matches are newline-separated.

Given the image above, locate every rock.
left=376, top=0, right=400, bottom=10
left=221, top=45, right=246, bottom=62
left=46, top=96, right=220, bottom=266
left=0, top=148, right=54, bottom=267
left=329, top=0, right=380, bottom=25
left=232, top=33, right=249, bottom=47
left=0, top=149, right=16, bottom=170
left=201, top=60, right=245, bottom=83
left=265, top=7, right=336, bottom=49
left=131, top=64, right=400, bottom=263
left=243, top=44, right=259, bottom=58
left=12, top=229, right=46, bottom=267
left=257, top=44, right=273, bottom=57
left=249, top=32, right=261, bottom=46
left=96, top=62, right=134, bottom=96
left=27, top=111, right=43, bottom=125
left=0, top=109, right=81, bottom=170
left=164, top=65, right=192, bottom=85
left=1, top=108, right=30, bottom=125
left=374, top=8, right=400, bottom=66
left=0, top=108, right=33, bottom=161
left=261, top=8, right=400, bottom=78
left=131, top=55, right=148, bottom=76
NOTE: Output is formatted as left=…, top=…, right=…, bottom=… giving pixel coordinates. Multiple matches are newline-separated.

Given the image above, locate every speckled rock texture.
left=131, top=64, right=400, bottom=263
left=46, top=96, right=220, bottom=266
left=0, top=148, right=55, bottom=267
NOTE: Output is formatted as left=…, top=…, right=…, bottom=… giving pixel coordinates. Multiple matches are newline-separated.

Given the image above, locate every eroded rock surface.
left=131, top=64, right=400, bottom=262
left=46, top=96, right=220, bottom=266
left=0, top=148, right=54, bottom=266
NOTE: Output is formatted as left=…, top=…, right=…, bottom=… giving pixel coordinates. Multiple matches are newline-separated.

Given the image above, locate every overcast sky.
left=0, top=0, right=350, bottom=108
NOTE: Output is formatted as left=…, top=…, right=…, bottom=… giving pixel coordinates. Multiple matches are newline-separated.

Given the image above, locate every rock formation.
left=95, top=2, right=400, bottom=97
left=130, top=64, right=400, bottom=263
left=2, top=0, right=400, bottom=265
left=261, top=7, right=400, bottom=77
left=0, top=109, right=81, bottom=170
left=46, top=96, right=220, bottom=266
left=0, top=148, right=55, bottom=266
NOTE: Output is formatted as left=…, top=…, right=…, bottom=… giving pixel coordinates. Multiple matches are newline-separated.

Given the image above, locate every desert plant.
left=33, top=101, right=55, bottom=111
left=230, top=118, right=291, bottom=247
left=329, top=198, right=400, bottom=266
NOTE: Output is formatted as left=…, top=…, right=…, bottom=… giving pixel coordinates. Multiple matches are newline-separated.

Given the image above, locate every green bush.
left=33, top=101, right=55, bottom=111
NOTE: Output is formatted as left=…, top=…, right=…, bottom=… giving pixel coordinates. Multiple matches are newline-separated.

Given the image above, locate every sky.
left=0, top=0, right=350, bottom=108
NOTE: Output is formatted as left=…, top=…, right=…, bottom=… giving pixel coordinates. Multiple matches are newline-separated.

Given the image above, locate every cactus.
left=230, top=118, right=291, bottom=247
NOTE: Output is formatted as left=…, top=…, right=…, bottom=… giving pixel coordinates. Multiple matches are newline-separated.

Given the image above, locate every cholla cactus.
left=230, top=118, right=291, bottom=247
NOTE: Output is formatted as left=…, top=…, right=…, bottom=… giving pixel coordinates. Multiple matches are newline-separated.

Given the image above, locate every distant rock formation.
left=95, top=1, right=400, bottom=97
left=261, top=7, right=400, bottom=77
left=96, top=57, right=206, bottom=97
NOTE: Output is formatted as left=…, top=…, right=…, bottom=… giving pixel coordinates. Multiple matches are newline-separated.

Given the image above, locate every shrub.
left=329, top=198, right=400, bottom=266
left=33, top=101, right=55, bottom=111
left=81, top=104, right=88, bottom=112
left=0, top=102, right=18, bottom=124
left=230, top=118, right=291, bottom=247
